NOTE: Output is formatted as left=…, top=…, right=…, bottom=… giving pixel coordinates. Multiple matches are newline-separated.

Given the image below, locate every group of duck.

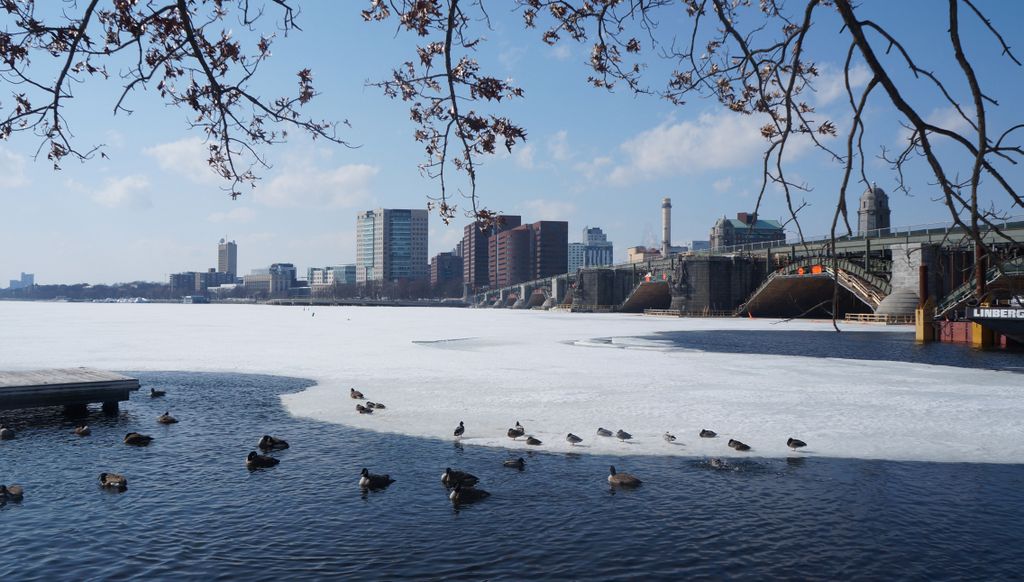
left=465, top=419, right=808, bottom=456
left=350, top=388, right=386, bottom=414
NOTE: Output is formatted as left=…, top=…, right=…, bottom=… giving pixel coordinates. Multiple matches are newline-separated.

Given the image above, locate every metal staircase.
left=935, top=258, right=1024, bottom=318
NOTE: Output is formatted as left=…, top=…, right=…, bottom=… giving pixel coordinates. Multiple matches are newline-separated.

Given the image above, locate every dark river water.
left=2, top=371, right=1023, bottom=580
left=653, top=328, right=1024, bottom=372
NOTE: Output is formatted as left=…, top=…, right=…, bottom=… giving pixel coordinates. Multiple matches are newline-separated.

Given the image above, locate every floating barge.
left=0, top=367, right=140, bottom=414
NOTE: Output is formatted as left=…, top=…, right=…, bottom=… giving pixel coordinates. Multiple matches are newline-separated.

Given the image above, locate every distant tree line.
left=0, top=282, right=173, bottom=301
left=2, top=278, right=463, bottom=302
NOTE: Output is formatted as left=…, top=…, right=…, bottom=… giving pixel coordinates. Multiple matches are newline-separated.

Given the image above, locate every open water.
left=2, top=371, right=1023, bottom=580
left=654, top=328, right=1024, bottom=372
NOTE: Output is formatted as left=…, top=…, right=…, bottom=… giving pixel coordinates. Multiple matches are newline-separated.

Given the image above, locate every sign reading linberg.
left=969, top=307, right=1024, bottom=320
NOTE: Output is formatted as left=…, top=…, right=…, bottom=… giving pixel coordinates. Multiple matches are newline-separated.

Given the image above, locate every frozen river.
left=1, top=301, right=1021, bottom=463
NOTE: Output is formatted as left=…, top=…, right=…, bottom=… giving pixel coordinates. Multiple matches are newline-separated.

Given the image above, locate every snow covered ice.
left=1, top=302, right=1021, bottom=463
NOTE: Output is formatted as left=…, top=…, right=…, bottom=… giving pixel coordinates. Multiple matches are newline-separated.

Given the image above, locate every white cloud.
left=550, top=45, right=572, bottom=61
left=713, top=177, right=734, bottom=193
left=92, top=175, right=151, bottom=209
left=498, top=45, right=526, bottom=70
left=514, top=144, right=536, bottom=169
left=927, top=106, right=974, bottom=135
left=143, top=137, right=219, bottom=185
left=207, top=207, right=257, bottom=223
left=0, top=147, right=29, bottom=189
left=547, top=130, right=570, bottom=161
left=813, top=63, right=871, bottom=106
left=430, top=224, right=463, bottom=253
left=254, top=162, right=379, bottom=209
left=520, top=198, right=576, bottom=220
left=573, top=156, right=612, bottom=181
left=606, top=112, right=771, bottom=185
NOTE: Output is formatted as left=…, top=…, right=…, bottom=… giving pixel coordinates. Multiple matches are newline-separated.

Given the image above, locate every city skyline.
left=1, top=1, right=1022, bottom=284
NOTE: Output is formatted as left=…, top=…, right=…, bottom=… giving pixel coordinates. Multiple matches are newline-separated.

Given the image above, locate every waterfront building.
left=491, top=226, right=533, bottom=288
left=532, top=221, right=569, bottom=279
left=568, top=242, right=586, bottom=272
left=217, top=239, right=238, bottom=277
left=858, top=183, right=891, bottom=236
left=7, top=272, right=34, bottom=290
left=679, top=240, right=710, bottom=252
left=490, top=220, right=568, bottom=287
left=430, top=252, right=463, bottom=287
left=582, top=226, right=614, bottom=268
left=170, top=269, right=234, bottom=297
left=460, top=214, right=520, bottom=292
left=627, top=246, right=663, bottom=264
left=356, top=208, right=429, bottom=283
left=709, top=212, right=785, bottom=250
left=243, top=266, right=292, bottom=297
left=308, top=265, right=356, bottom=288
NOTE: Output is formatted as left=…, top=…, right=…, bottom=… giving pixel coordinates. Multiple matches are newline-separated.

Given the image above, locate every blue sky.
left=1, top=1, right=1022, bottom=284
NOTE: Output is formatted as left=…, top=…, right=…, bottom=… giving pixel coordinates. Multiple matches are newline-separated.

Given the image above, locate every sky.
left=1, top=0, right=1022, bottom=285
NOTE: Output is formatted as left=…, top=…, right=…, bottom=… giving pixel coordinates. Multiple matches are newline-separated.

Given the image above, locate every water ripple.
left=1, top=372, right=1022, bottom=580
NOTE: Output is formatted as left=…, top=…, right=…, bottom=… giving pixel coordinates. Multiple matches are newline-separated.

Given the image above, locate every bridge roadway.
left=473, top=217, right=1024, bottom=308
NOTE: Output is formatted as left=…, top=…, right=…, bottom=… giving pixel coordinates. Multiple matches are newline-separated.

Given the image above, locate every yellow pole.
left=915, top=298, right=935, bottom=343
left=971, top=303, right=995, bottom=349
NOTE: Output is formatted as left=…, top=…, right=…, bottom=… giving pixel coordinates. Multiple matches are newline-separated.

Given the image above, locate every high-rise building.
left=568, top=242, right=586, bottom=272
left=709, top=212, right=785, bottom=249
left=492, top=226, right=533, bottom=287
left=486, top=216, right=524, bottom=288
left=430, top=252, right=463, bottom=287
left=858, top=183, right=891, bottom=236
left=531, top=221, right=569, bottom=279
left=218, top=239, right=237, bottom=277
left=356, top=208, right=429, bottom=283
left=462, top=221, right=490, bottom=291
left=582, top=226, right=614, bottom=268
left=489, top=220, right=569, bottom=287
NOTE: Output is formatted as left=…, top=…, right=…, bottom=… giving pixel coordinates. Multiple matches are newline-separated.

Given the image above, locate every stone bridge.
left=470, top=217, right=1024, bottom=318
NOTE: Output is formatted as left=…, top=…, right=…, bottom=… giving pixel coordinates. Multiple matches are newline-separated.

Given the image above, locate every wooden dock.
left=0, top=368, right=140, bottom=413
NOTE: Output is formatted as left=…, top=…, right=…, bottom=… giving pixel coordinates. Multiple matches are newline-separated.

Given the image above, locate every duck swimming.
left=699, top=429, right=717, bottom=438
left=150, top=388, right=166, bottom=398
left=441, top=467, right=479, bottom=488
left=0, top=484, right=24, bottom=501
left=258, top=435, right=289, bottom=451
left=157, top=411, right=178, bottom=424
left=449, top=483, right=490, bottom=503
left=123, top=432, right=153, bottom=446
left=359, top=468, right=395, bottom=490
left=607, top=465, right=642, bottom=487
left=98, top=473, right=127, bottom=490
left=246, top=451, right=280, bottom=469
left=73, top=425, right=91, bottom=436
left=503, top=457, right=526, bottom=469
left=0, top=425, right=15, bottom=440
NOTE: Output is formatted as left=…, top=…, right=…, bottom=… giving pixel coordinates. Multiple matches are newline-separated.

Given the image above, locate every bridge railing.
left=691, top=215, right=1024, bottom=257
